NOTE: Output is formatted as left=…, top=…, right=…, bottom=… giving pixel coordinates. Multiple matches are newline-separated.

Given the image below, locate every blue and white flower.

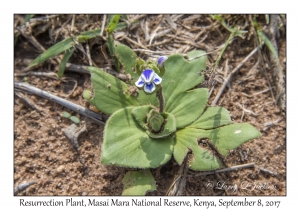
left=157, top=56, right=168, bottom=67
left=135, top=69, right=162, bottom=93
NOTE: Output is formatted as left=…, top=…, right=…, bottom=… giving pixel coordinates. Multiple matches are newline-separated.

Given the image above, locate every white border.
left=2, top=1, right=296, bottom=209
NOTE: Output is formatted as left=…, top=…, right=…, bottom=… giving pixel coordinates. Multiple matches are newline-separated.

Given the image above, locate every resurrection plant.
left=84, top=42, right=261, bottom=195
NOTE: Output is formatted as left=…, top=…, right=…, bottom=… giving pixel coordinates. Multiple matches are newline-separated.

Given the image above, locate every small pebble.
left=273, top=145, right=284, bottom=154
left=56, top=165, right=65, bottom=173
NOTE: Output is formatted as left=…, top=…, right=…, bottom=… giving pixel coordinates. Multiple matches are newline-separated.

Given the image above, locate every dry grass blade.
left=85, top=44, right=93, bottom=66
left=129, top=14, right=147, bottom=23
left=263, top=117, right=282, bottom=131
left=241, top=87, right=273, bottom=98
left=236, top=102, right=259, bottom=116
left=100, top=14, right=106, bottom=37
left=14, top=71, right=58, bottom=79
left=167, top=156, right=189, bottom=196
left=18, top=23, right=46, bottom=53
left=122, top=36, right=149, bottom=50
left=141, top=19, right=150, bottom=41
left=165, top=15, right=177, bottom=31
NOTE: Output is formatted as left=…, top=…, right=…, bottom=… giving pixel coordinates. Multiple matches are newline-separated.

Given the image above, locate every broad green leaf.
left=199, top=123, right=261, bottom=156
left=114, top=43, right=138, bottom=83
left=174, top=128, right=222, bottom=171
left=189, top=106, right=232, bottom=129
left=122, top=169, right=156, bottom=196
left=88, top=66, right=139, bottom=114
left=162, top=53, right=206, bottom=110
left=58, top=47, right=74, bottom=78
left=174, top=123, right=260, bottom=170
left=131, top=105, right=153, bottom=130
left=165, top=88, right=208, bottom=129
left=107, top=14, right=120, bottom=33
left=28, top=37, right=74, bottom=68
left=146, top=112, right=177, bottom=139
left=62, top=111, right=71, bottom=118
left=101, top=107, right=174, bottom=168
left=137, top=90, right=159, bottom=107
left=70, top=116, right=80, bottom=124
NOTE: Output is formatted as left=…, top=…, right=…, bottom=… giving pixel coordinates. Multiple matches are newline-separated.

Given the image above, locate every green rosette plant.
left=85, top=43, right=261, bottom=195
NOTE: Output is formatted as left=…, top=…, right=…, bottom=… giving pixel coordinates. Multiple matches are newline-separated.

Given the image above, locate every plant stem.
left=156, top=85, right=164, bottom=113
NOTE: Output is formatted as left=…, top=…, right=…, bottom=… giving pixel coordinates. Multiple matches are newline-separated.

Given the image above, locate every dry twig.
left=263, top=117, right=282, bottom=131
left=14, top=82, right=105, bottom=125
left=188, top=163, right=255, bottom=177
left=15, top=91, right=43, bottom=113
left=18, top=22, right=46, bottom=53
left=236, top=102, right=259, bottom=116
left=256, top=166, right=278, bottom=176
left=100, top=14, right=106, bottom=37
left=14, top=181, right=36, bottom=195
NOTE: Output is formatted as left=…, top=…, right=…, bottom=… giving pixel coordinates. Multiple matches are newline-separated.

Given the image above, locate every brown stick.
left=188, top=162, right=255, bottom=177
left=14, top=82, right=105, bottom=125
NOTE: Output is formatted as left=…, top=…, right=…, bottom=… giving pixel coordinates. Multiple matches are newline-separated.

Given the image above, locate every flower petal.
left=135, top=76, right=145, bottom=87
left=144, top=82, right=156, bottom=93
left=157, top=56, right=168, bottom=66
left=152, top=73, right=162, bottom=85
left=141, top=69, right=154, bottom=83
